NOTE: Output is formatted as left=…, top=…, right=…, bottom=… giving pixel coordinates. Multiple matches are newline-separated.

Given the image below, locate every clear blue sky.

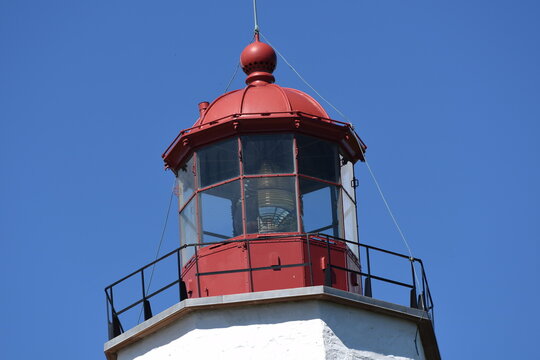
left=1, top=1, right=539, bottom=359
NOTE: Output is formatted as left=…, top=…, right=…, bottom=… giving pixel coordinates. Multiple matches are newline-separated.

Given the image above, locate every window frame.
left=175, top=133, right=353, bottom=246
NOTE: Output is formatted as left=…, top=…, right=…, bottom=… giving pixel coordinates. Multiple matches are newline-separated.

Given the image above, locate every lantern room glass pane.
left=297, top=134, right=340, bottom=183
left=244, top=176, right=298, bottom=234
left=299, top=178, right=342, bottom=238
left=179, top=198, right=198, bottom=263
left=342, top=189, right=358, bottom=256
left=200, top=180, right=242, bottom=241
left=340, top=156, right=356, bottom=202
left=340, top=157, right=358, bottom=255
left=176, top=155, right=195, bottom=208
left=242, top=134, right=294, bottom=175
left=197, top=138, right=239, bottom=188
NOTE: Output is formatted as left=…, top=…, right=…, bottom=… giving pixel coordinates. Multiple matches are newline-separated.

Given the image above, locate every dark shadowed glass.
left=297, top=134, right=339, bottom=183
left=197, top=138, right=239, bottom=188
left=242, top=134, right=294, bottom=175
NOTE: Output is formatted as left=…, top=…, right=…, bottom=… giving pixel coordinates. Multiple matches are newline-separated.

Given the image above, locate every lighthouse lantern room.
left=161, top=35, right=366, bottom=298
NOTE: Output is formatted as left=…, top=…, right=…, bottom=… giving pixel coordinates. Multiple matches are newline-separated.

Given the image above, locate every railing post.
left=194, top=245, right=202, bottom=297
left=140, top=270, right=153, bottom=321
left=143, top=299, right=153, bottom=320
left=246, top=238, right=254, bottom=292
left=106, top=289, right=112, bottom=340
left=325, top=235, right=332, bottom=287
left=105, top=288, right=111, bottom=326
left=364, top=247, right=372, bottom=297
left=421, top=264, right=428, bottom=311
left=177, top=249, right=187, bottom=301
left=410, top=260, right=418, bottom=308
left=109, top=287, right=114, bottom=313
left=417, top=292, right=425, bottom=311
left=306, top=234, right=314, bottom=286
left=141, top=270, right=146, bottom=301
left=109, top=311, right=122, bottom=339
left=106, top=288, right=123, bottom=339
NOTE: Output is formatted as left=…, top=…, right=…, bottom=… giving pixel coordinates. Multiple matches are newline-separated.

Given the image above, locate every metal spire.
left=253, top=0, right=260, bottom=35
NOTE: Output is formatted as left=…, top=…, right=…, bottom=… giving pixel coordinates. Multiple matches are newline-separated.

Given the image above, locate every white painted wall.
left=117, top=300, right=425, bottom=360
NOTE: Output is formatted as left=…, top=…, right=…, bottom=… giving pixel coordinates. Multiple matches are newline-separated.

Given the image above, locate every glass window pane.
left=343, top=190, right=358, bottom=257
left=340, top=157, right=358, bottom=255
left=340, top=156, right=356, bottom=201
left=242, top=134, right=294, bottom=175
left=297, top=134, right=339, bottom=183
left=180, top=198, right=198, bottom=264
left=299, top=178, right=342, bottom=238
left=200, top=180, right=242, bottom=241
left=197, top=138, right=239, bottom=188
left=245, top=177, right=298, bottom=234
left=176, top=155, right=195, bottom=208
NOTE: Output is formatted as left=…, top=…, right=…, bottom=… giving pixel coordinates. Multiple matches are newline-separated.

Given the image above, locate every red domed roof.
left=195, top=84, right=329, bottom=126
left=162, top=36, right=366, bottom=171
left=195, top=35, right=328, bottom=126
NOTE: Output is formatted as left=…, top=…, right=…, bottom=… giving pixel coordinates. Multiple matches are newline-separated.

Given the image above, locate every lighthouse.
left=104, top=34, right=440, bottom=360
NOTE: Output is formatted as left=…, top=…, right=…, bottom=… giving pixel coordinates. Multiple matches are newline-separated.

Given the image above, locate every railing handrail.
left=105, top=233, right=434, bottom=339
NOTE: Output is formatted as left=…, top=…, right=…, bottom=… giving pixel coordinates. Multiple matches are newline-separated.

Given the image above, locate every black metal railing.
left=105, top=233, right=434, bottom=340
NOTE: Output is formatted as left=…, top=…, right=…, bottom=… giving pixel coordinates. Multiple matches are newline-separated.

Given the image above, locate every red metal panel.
left=250, top=238, right=307, bottom=292
left=181, top=236, right=362, bottom=299
left=183, top=242, right=251, bottom=297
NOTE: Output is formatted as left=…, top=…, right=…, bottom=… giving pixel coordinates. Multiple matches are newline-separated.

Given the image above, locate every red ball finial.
left=240, top=33, right=277, bottom=85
